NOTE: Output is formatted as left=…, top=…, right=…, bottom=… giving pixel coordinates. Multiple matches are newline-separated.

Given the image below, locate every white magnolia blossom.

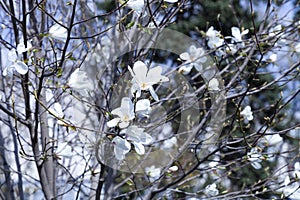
left=136, top=99, right=152, bottom=117
left=247, top=147, right=263, bottom=169
left=112, top=125, right=152, bottom=160
left=128, top=61, right=169, bottom=101
left=206, top=26, right=224, bottom=49
left=241, top=105, right=253, bottom=122
left=204, top=183, right=219, bottom=197
left=208, top=78, right=219, bottom=91
left=3, top=47, right=29, bottom=76
left=263, top=134, right=283, bottom=146
left=49, top=23, right=68, bottom=41
left=68, top=68, right=94, bottom=91
left=145, top=165, right=161, bottom=182
left=179, top=45, right=207, bottom=74
left=107, top=97, right=135, bottom=128
left=283, top=176, right=300, bottom=199
left=231, top=26, right=249, bottom=48
left=17, top=40, right=32, bottom=55
left=122, top=125, right=152, bottom=155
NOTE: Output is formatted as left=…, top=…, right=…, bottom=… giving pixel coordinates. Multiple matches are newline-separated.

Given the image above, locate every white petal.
left=208, top=78, right=219, bottom=90
left=136, top=99, right=151, bottom=112
left=179, top=52, right=190, bottom=61
left=49, top=23, right=68, bottom=41
left=127, top=0, right=144, bottom=11
left=14, top=61, right=28, bottom=75
left=49, top=102, right=64, bottom=118
left=133, top=142, right=145, bottom=155
left=147, top=66, right=169, bottom=83
left=193, top=63, right=203, bottom=72
left=120, top=97, right=134, bottom=117
left=119, top=121, right=130, bottom=129
left=3, top=65, right=15, bottom=77
left=295, top=43, right=300, bottom=53
left=17, top=41, right=32, bottom=54
left=241, top=29, right=249, bottom=36
left=206, top=26, right=216, bottom=38
left=126, top=126, right=142, bottom=142
left=107, top=118, right=120, bottom=127
left=251, top=161, right=262, bottom=169
left=164, top=0, right=178, bottom=3
left=132, top=61, right=148, bottom=82
left=149, top=87, right=159, bottom=101
left=231, top=27, right=241, bottom=41
left=284, top=176, right=290, bottom=186
left=140, top=132, right=152, bottom=144
left=112, top=137, right=131, bottom=160
left=68, top=68, right=94, bottom=90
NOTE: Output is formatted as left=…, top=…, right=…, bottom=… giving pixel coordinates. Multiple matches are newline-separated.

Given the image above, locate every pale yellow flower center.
left=141, top=82, right=147, bottom=90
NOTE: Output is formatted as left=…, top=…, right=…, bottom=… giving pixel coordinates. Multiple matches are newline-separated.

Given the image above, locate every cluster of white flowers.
left=247, top=133, right=283, bottom=169
left=3, top=40, right=32, bottom=76
left=205, top=26, right=249, bottom=56
left=107, top=60, right=169, bottom=160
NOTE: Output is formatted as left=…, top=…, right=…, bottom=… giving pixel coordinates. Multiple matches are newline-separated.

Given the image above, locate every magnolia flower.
left=107, top=97, right=135, bottom=128
left=145, top=165, right=161, bottom=182
left=206, top=26, right=224, bottom=49
left=231, top=26, right=248, bottom=48
left=122, top=125, right=152, bottom=155
left=204, top=183, right=219, bottom=197
left=49, top=23, right=68, bottom=41
left=208, top=78, right=219, bottom=91
left=241, top=105, right=253, bottom=122
left=247, top=147, right=263, bottom=169
left=68, top=68, right=94, bottom=91
left=112, top=125, right=152, bottom=160
left=17, top=40, right=32, bottom=54
left=179, top=45, right=207, bottom=74
left=3, top=48, right=28, bottom=76
left=112, top=136, right=131, bottom=160
left=263, top=134, right=283, bottom=146
left=128, top=61, right=169, bottom=101
left=136, top=99, right=152, bottom=117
